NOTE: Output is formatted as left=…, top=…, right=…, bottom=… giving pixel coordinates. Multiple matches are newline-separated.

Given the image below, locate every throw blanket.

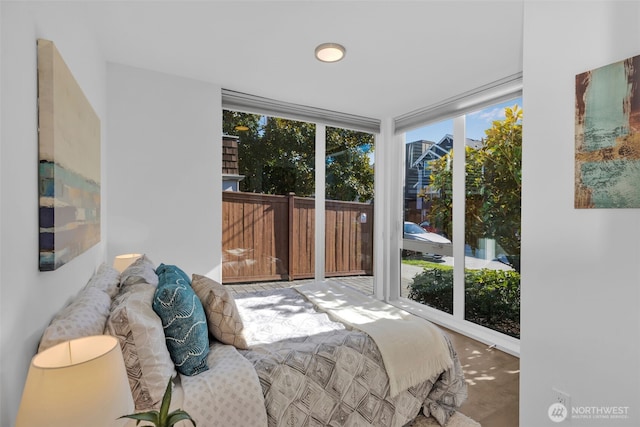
left=296, top=281, right=453, bottom=397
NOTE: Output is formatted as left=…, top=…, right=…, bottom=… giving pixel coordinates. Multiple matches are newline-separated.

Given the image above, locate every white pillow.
left=106, top=283, right=176, bottom=410
left=38, top=287, right=112, bottom=352
left=120, top=254, right=159, bottom=287
left=84, top=263, right=121, bottom=298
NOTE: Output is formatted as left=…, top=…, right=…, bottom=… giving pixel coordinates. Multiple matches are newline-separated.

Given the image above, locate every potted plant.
left=120, top=379, right=196, bottom=427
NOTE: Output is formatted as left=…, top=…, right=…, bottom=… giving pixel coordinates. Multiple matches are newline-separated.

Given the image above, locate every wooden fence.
left=222, top=192, right=374, bottom=283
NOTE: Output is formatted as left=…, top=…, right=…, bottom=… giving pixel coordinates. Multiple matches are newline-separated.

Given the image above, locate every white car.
left=403, top=221, right=450, bottom=244
left=403, top=221, right=451, bottom=259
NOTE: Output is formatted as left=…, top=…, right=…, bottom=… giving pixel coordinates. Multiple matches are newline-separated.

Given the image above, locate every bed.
left=37, top=257, right=467, bottom=427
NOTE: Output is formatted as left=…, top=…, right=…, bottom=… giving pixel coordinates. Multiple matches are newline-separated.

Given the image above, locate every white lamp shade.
left=113, top=253, right=142, bottom=273
left=16, top=335, right=134, bottom=427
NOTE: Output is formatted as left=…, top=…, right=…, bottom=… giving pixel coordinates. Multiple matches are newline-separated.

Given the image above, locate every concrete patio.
left=225, top=275, right=375, bottom=296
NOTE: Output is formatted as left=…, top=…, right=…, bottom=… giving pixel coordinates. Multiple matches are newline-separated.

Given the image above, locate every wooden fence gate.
left=222, top=192, right=374, bottom=283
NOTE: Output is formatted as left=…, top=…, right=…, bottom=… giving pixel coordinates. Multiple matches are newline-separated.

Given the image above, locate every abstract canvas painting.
left=38, top=39, right=101, bottom=271
left=575, top=54, right=640, bottom=208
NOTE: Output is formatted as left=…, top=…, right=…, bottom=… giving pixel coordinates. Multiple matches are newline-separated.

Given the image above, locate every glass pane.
left=402, top=250, right=454, bottom=313
left=464, top=99, right=522, bottom=338
left=222, top=110, right=316, bottom=283
left=402, top=120, right=454, bottom=311
left=324, top=127, right=375, bottom=294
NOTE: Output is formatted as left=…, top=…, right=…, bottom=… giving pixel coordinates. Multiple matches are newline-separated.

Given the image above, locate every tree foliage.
left=326, top=127, right=374, bottom=202
left=223, top=110, right=374, bottom=201
left=424, top=106, right=522, bottom=262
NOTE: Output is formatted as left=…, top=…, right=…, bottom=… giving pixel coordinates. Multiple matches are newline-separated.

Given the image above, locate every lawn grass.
left=401, top=259, right=452, bottom=270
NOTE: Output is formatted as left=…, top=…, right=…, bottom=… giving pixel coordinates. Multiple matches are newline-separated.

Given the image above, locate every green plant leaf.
left=119, top=411, right=159, bottom=424
left=167, top=410, right=197, bottom=427
left=159, top=378, right=173, bottom=426
left=118, top=378, right=197, bottom=427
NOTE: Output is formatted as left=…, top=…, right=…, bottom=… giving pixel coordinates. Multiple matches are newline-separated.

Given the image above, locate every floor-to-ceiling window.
left=401, top=119, right=454, bottom=313
left=220, top=90, right=379, bottom=288
left=324, top=127, right=375, bottom=281
left=397, top=79, right=522, bottom=345
left=221, top=110, right=316, bottom=283
left=463, top=102, right=521, bottom=338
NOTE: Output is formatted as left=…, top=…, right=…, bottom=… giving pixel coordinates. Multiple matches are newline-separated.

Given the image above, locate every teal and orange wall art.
left=575, top=54, right=640, bottom=208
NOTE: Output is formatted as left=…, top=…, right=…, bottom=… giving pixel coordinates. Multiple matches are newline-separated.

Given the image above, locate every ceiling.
left=81, top=0, right=524, bottom=120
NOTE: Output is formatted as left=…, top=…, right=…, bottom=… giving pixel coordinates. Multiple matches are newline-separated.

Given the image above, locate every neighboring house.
left=404, top=140, right=432, bottom=221
left=405, top=135, right=481, bottom=222
left=221, top=134, right=244, bottom=192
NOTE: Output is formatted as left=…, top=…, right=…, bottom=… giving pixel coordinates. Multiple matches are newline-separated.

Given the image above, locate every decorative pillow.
left=152, top=264, right=209, bottom=376
left=120, top=254, right=159, bottom=287
left=192, top=274, right=248, bottom=349
left=38, top=287, right=111, bottom=352
left=105, top=283, right=176, bottom=410
left=84, top=263, right=121, bottom=298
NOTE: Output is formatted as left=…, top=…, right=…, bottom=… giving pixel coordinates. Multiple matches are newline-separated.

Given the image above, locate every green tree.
left=423, top=145, right=485, bottom=242
left=260, top=117, right=316, bottom=196
left=423, top=106, right=522, bottom=265
left=326, top=127, right=374, bottom=202
left=423, top=151, right=453, bottom=238
left=481, top=106, right=522, bottom=258
left=223, top=110, right=374, bottom=200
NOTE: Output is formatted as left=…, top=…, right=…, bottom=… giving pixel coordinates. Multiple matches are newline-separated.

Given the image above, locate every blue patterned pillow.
left=152, top=264, right=209, bottom=376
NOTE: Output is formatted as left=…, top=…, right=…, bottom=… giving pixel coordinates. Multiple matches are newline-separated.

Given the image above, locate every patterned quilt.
left=236, top=288, right=467, bottom=427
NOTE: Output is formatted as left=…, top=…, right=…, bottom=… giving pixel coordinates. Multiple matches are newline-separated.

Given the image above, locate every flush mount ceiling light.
left=315, top=43, right=346, bottom=63
left=234, top=125, right=249, bottom=131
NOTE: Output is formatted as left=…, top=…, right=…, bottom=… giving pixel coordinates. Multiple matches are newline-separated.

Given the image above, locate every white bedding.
left=296, top=281, right=454, bottom=397
left=235, top=287, right=467, bottom=427
left=179, top=342, right=268, bottom=427
left=41, top=262, right=464, bottom=427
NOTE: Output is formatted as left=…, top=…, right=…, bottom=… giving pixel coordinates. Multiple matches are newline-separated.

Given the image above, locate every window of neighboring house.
left=221, top=106, right=376, bottom=291
left=400, top=95, right=522, bottom=341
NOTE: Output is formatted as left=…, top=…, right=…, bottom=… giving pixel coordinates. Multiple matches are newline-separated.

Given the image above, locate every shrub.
left=407, top=267, right=520, bottom=338
left=408, top=267, right=454, bottom=314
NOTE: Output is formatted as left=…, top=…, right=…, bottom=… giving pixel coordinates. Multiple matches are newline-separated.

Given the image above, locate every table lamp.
left=113, top=253, right=143, bottom=273
left=16, top=335, right=134, bottom=427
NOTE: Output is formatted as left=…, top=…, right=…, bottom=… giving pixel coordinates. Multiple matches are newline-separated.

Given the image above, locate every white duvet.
left=296, top=281, right=454, bottom=397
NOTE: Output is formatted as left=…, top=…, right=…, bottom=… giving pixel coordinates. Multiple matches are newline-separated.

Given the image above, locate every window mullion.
left=374, top=118, right=400, bottom=302
left=315, top=124, right=326, bottom=282
left=388, top=121, right=403, bottom=302
left=452, top=115, right=466, bottom=320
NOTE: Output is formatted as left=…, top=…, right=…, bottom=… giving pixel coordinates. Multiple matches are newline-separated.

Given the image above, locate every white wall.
left=521, top=2, right=640, bottom=426
left=0, top=3, right=108, bottom=425
left=106, top=63, right=222, bottom=280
